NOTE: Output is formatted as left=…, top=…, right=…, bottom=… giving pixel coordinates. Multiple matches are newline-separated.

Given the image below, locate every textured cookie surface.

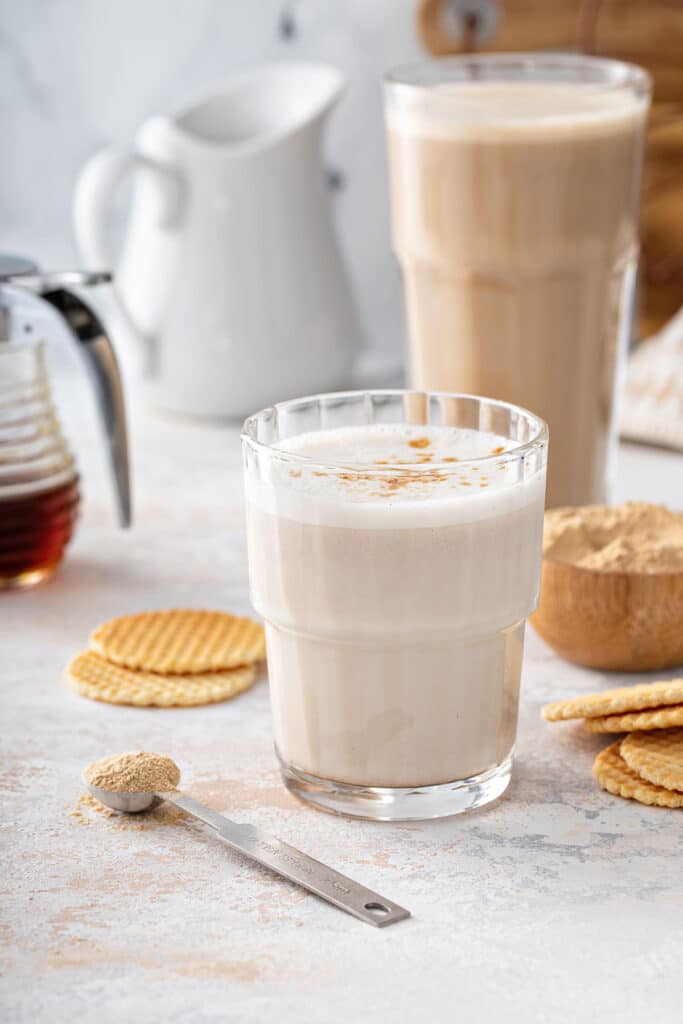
left=620, top=729, right=683, bottom=791
left=542, top=678, right=683, bottom=722
left=90, top=609, right=265, bottom=674
left=66, top=650, right=256, bottom=707
left=584, top=705, right=683, bottom=733
left=592, top=740, right=683, bottom=808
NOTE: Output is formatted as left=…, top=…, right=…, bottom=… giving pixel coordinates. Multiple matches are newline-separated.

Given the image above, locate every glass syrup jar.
left=0, top=256, right=131, bottom=588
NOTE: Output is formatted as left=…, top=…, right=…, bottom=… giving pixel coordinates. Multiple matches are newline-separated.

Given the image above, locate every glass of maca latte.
left=242, top=391, right=547, bottom=820
left=384, top=55, right=649, bottom=509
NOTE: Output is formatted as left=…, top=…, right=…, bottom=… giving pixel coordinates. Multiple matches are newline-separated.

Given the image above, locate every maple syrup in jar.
left=0, top=342, right=81, bottom=588
left=0, top=476, right=80, bottom=588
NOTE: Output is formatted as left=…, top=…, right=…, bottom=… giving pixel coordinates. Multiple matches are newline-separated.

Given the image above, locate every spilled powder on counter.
left=69, top=791, right=187, bottom=829
left=84, top=751, right=180, bottom=793
left=70, top=792, right=119, bottom=824
left=543, top=502, right=683, bottom=573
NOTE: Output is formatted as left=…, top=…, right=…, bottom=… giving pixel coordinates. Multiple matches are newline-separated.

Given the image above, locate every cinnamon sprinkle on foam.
left=338, top=468, right=449, bottom=492
left=268, top=425, right=527, bottom=508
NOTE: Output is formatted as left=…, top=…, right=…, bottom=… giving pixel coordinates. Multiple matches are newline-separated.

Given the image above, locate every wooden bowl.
left=530, top=558, right=683, bottom=672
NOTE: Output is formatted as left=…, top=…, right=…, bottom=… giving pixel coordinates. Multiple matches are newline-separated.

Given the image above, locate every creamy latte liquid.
left=245, top=422, right=545, bottom=790
left=386, top=76, right=648, bottom=507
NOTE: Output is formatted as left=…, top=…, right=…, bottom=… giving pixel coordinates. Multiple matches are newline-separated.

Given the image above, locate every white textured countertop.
left=2, top=366, right=682, bottom=1023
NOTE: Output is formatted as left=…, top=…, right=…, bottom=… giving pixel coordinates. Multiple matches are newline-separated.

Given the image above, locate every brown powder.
left=543, top=502, right=683, bottom=573
left=69, top=791, right=187, bottom=829
left=84, top=751, right=181, bottom=793
left=70, top=792, right=119, bottom=824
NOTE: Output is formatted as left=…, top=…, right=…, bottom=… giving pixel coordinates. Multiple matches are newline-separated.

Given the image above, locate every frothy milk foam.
left=387, top=81, right=647, bottom=507
left=246, top=424, right=545, bottom=788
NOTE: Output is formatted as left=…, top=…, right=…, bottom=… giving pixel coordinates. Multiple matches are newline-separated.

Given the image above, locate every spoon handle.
left=162, top=790, right=410, bottom=928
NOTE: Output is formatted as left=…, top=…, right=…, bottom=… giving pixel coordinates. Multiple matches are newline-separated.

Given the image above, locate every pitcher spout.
left=170, top=61, right=345, bottom=152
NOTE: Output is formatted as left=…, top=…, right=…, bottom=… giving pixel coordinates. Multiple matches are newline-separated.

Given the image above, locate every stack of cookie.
left=543, top=679, right=683, bottom=809
left=66, top=609, right=266, bottom=707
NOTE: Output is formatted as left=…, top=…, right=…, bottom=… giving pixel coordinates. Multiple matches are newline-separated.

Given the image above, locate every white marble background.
left=0, top=0, right=430, bottom=357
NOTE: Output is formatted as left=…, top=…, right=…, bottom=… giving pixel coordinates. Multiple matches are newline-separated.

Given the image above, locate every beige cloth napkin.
left=620, top=306, right=683, bottom=451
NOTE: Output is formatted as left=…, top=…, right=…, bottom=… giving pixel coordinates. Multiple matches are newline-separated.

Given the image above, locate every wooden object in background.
left=416, top=0, right=683, bottom=337
left=531, top=558, right=683, bottom=671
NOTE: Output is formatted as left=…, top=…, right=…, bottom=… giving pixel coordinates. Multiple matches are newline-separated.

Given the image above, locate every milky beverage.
left=245, top=422, right=546, bottom=790
left=386, top=80, right=648, bottom=507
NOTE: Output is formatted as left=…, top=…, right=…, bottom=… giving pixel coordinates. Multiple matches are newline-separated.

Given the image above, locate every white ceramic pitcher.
left=73, top=62, right=361, bottom=418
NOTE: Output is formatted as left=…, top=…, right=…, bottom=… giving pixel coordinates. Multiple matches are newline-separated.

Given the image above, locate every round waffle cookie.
left=584, top=705, right=683, bottom=733
left=90, top=609, right=265, bottom=674
left=621, top=729, right=683, bottom=792
left=593, top=740, right=683, bottom=808
left=542, top=678, right=683, bottom=722
left=66, top=650, right=257, bottom=707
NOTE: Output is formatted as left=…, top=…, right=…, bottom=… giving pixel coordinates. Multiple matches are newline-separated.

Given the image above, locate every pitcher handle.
left=72, top=145, right=182, bottom=367
left=73, top=146, right=132, bottom=269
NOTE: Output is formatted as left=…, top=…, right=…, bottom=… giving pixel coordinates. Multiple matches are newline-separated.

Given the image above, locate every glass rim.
left=384, top=51, right=652, bottom=98
left=241, top=389, right=549, bottom=474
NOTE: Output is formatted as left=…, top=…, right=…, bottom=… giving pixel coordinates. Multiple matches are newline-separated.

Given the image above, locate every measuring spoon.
left=87, top=782, right=410, bottom=928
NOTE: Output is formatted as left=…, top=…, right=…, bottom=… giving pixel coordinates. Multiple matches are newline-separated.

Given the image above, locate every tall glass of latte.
left=384, top=55, right=650, bottom=507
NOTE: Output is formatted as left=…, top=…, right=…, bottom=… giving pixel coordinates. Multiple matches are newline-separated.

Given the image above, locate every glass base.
left=0, top=565, right=58, bottom=590
left=278, top=752, right=513, bottom=821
